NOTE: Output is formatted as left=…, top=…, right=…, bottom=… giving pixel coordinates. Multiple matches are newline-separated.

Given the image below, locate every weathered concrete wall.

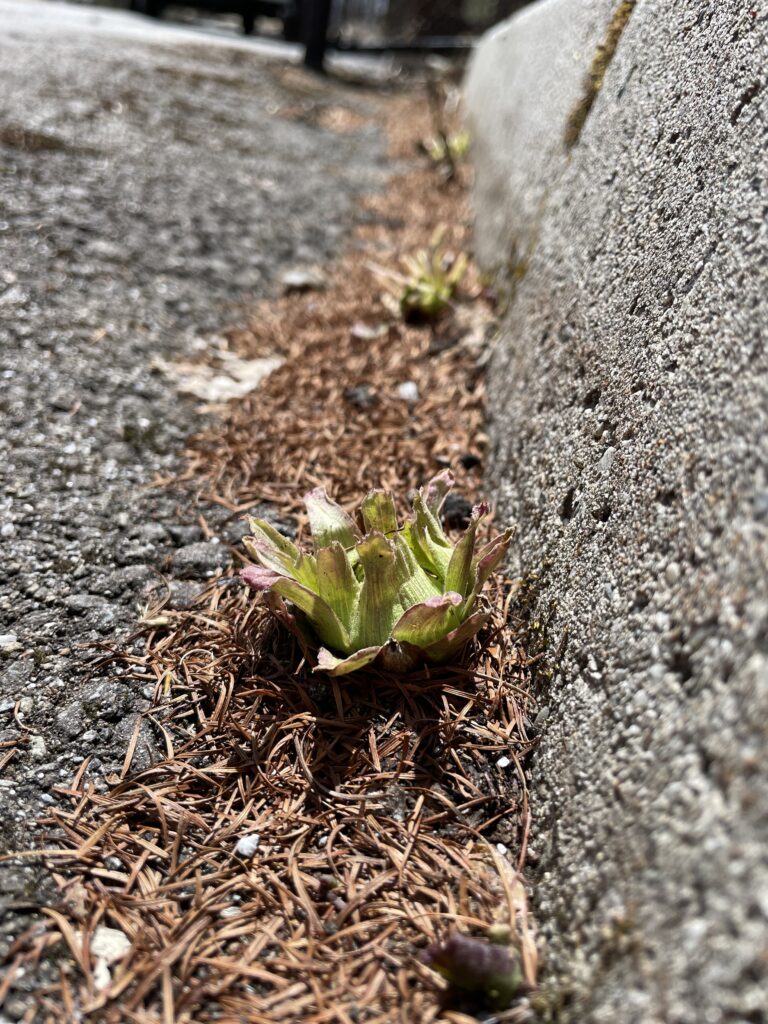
left=467, top=2, right=768, bottom=1022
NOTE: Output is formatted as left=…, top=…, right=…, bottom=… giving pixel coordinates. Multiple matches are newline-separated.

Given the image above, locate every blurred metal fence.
left=333, top=0, right=529, bottom=46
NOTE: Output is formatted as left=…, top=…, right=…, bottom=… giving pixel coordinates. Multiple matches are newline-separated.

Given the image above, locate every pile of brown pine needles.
left=3, top=80, right=539, bottom=1024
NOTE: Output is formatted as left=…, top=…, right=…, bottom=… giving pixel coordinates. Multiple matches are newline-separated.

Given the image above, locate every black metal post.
left=302, top=0, right=333, bottom=72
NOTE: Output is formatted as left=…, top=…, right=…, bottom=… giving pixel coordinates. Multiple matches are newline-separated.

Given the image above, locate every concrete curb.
left=467, top=1, right=768, bottom=1019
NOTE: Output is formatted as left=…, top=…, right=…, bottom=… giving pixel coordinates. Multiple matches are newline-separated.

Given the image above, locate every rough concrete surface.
left=465, top=0, right=615, bottom=271
left=0, top=0, right=386, bottom=999
left=468, top=1, right=768, bottom=1021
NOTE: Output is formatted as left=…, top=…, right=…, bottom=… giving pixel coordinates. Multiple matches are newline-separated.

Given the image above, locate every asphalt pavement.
left=0, top=2, right=388, bottom=1007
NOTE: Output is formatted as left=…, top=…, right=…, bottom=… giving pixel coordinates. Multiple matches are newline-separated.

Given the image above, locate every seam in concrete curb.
left=563, top=0, right=637, bottom=149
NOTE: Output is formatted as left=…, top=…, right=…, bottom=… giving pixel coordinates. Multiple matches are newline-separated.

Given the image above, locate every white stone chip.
left=396, top=380, right=420, bottom=403
left=91, top=926, right=131, bottom=964
left=280, top=268, right=326, bottom=292
left=0, top=633, right=20, bottom=653
left=234, top=833, right=261, bottom=858
left=93, top=959, right=111, bottom=991
left=29, top=736, right=47, bottom=761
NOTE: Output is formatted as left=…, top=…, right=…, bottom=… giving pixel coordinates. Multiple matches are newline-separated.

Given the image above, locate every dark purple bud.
left=421, top=932, right=522, bottom=1007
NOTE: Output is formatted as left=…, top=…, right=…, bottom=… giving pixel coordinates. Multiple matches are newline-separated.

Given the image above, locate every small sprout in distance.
left=241, top=471, right=512, bottom=678
left=370, top=226, right=468, bottom=324
left=398, top=226, right=467, bottom=322
left=422, top=130, right=471, bottom=165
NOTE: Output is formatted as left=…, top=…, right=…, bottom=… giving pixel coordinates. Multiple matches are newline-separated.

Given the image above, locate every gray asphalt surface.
left=0, top=1, right=387, bottom=1008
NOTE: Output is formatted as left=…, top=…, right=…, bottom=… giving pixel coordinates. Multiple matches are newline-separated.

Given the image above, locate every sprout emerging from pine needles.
left=241, top=471, right=511, bottom=677
left=398, top=227, right=467, bottom=321
left=370, top=227, right=468, bottom=323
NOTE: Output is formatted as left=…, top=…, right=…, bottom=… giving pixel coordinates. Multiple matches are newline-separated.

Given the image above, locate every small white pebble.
left=234, top=833, right=260, bottom=858
left=598, top=446, right=616, bottom=473
left=664, top=561, right=681, bottom=585
left=93, top=960, right=111, bottom=990
left=91, top=927, right=131, bottom=961
left=29, top=735, right=47, bottom=761
left=1, top=523, right=16, bottom=538
left=396, top=381, right=419, bottom=404
left=496, top=842, right=508, bottom=855
left=496, top=755, right=511, bottom=769
left=0, top=632, right=20, bottom=652
left=350, top=321, right=387, bottom=341
left=280, top=267, right=326, bottom=291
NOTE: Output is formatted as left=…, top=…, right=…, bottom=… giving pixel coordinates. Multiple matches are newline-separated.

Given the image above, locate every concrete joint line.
left=563, top=0, right=638, bottom=150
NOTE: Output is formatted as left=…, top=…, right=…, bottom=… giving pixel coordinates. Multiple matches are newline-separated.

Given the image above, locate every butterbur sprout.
left=423, top=130, right=471, bottom=165
left=398, top=226, right=467, bottom=322
left=422, top=932, right=523, bottom=1008
left=370, top=226, right=468, bottom=323
left=241, top=471, right=511, bottom=677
